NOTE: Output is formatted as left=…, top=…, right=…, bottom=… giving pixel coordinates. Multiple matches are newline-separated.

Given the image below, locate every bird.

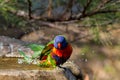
left=39, top=35, right=73, bottom=66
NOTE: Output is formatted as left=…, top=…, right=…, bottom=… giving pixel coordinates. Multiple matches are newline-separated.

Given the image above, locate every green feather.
left=38, top=40, right=54, bottom=60
left=47, top=54, right=56, bottom=67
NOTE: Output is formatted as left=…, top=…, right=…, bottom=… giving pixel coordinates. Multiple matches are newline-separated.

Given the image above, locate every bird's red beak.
left=58, top=43, right=62, bottom=49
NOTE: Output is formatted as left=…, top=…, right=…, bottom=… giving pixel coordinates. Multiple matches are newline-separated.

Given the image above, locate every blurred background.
left=0, top=0, right=120, bottom=80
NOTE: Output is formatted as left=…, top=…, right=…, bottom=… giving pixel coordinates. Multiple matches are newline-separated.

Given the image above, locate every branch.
left=76, top=0, right=118, bottom=19
left=29, top=20, right=68, bottom=32
left=27, top=0, right=32, bottom=19
left=82, top=0, right=93, bottom=16
left=91, top=0, right=112, bottom=13
left=84, top=9, right=120, bottom=17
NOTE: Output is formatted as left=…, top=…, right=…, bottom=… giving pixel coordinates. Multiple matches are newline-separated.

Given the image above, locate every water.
left=0, top=57, right=52, bottom=70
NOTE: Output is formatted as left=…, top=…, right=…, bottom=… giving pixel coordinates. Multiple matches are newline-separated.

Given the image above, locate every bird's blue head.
left=54, top=35, right=68, bottom=49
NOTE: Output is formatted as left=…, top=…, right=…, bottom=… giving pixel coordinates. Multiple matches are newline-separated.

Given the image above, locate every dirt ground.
left=20, top=23, right=120, bottom=80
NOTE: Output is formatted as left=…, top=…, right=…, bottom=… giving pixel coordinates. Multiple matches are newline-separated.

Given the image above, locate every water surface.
left=0, top=57, right=52, bottom=70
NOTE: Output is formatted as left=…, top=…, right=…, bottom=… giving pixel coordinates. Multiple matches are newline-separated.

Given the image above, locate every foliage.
left=0, top=0, right=27, bottom=27
left=0, top=0, right=120, bottom=28
left=28, top=44, right=45, bottom=59
left=18, top=50, right=33, bottom=64
left=18, top=43, right=45, bottom=64
left=90, top=26, right=100, bottom=44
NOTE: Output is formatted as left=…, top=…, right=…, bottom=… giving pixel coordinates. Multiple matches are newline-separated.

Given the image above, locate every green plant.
left=90, top=26, right=100, bottom=44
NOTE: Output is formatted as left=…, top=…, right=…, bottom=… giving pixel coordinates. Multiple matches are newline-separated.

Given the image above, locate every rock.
left=0, top=69, right=67, bottom=80
left=0, top=36, right=32, bottom=57
left=0, top=36, right=83, bottom=80
left=62, top=61, right=83, bottom=80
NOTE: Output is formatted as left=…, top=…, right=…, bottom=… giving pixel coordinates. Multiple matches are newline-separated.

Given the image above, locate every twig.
left=82, top=0, right=93, bottom=16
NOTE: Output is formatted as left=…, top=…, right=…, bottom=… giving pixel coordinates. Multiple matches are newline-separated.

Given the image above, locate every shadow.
left=58, top=65, right=83, bottom=80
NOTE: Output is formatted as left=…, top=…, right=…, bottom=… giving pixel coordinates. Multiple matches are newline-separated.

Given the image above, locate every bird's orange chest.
left=52, top=44, right=72, bottom=58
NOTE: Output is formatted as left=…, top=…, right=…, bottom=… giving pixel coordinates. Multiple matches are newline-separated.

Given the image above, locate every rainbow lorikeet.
left=18, top=35, right=72, bottom=67
left=39, top=35, right=73, bottom=66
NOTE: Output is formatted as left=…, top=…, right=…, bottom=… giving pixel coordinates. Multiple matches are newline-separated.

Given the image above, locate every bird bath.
left=0, top=57, right=53, bottom=70
left=0, top=57, right=61, bottom=80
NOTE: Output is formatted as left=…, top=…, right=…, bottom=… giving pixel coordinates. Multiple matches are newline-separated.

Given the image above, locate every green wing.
left=39, top=40, right=54, bottom=60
